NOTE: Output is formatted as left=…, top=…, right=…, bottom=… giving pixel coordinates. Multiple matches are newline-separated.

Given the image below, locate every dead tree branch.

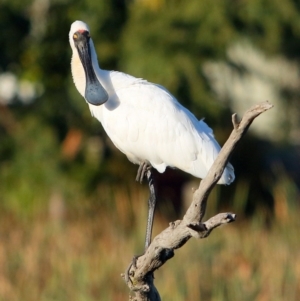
left=122, top=101, right=273, bottom=301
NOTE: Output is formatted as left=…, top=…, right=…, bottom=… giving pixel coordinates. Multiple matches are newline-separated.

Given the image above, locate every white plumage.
left=69, top=20, right=234, bottom=185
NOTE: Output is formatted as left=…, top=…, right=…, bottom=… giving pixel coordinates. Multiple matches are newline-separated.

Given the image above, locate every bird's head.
left=69, top=20, right=108, bottom=106
left=69, top=21, right=90, bottom=51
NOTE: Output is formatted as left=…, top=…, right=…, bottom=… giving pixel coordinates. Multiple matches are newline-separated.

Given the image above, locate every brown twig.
left=122, top=101, right=273, bottom=301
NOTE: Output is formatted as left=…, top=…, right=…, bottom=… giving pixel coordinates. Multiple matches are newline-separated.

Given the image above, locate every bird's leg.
left=124, top=166, right=157, bottom=285
left=136, top=162, right=157, bottom=249
left=144, top=168, right=157, bottom=250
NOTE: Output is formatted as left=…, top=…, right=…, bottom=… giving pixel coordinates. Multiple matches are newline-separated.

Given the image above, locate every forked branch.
left=123, top=101, right=273, bottom=301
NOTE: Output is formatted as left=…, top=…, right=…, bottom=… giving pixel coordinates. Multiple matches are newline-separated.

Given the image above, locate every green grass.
left=0, top=183, right=299, bottom=301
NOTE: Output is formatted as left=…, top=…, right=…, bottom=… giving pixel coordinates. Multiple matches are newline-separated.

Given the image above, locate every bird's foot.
left=136, top=162, right=151, bottom=183
left=124, top=254, right=141, bottom=286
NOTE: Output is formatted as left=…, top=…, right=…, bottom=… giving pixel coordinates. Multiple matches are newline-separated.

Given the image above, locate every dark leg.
left=124, top=164, right=157, bottom=284
left=144, top=169, right=157, bottom=250
left=135, top=162, right=157, bottom=249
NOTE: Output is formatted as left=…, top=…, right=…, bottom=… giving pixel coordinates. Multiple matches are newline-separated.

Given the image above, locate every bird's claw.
left=124, top=254, right=141, bottom=285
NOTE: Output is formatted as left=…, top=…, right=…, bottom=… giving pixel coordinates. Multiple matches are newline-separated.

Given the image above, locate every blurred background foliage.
left=0, top=0, right=300, bottom=300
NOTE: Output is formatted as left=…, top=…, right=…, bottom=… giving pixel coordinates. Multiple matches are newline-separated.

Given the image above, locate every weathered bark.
left=122, top=101, right=273, bottom=301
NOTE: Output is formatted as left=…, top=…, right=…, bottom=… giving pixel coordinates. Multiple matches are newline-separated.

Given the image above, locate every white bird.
left=69, top=20, right=234, bottom=248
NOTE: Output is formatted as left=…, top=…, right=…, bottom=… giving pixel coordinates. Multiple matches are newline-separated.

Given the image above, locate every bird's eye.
left=73, top=33, right=78, bottom=40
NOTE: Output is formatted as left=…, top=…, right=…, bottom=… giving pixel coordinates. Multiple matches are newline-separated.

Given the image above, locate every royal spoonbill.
left=69, top=20, right=235, bottom=249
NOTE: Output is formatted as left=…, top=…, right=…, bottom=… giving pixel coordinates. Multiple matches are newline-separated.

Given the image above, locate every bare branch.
left=184, top=101, right=273, bottom=224
left=188, top=212, right=236, bottom=238
left=123, top=101, right=273, bottom=301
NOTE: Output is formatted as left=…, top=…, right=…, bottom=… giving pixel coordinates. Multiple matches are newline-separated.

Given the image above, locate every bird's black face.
left=73, top=30, right=108, bottom=106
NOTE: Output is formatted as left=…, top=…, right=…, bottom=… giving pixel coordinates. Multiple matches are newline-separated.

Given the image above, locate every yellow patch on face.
left=73, top=33, right=78, bottom=39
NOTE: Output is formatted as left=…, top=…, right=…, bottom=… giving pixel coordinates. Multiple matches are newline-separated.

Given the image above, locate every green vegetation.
left=0, top=0, right=300, bottom=300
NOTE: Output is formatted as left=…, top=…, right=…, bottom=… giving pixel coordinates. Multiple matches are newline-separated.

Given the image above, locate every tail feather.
left=195, top=120, right=235, bottom=185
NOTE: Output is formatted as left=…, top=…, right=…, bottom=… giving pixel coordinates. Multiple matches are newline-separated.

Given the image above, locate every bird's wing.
left=92, top=75, right=234, bottom=184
